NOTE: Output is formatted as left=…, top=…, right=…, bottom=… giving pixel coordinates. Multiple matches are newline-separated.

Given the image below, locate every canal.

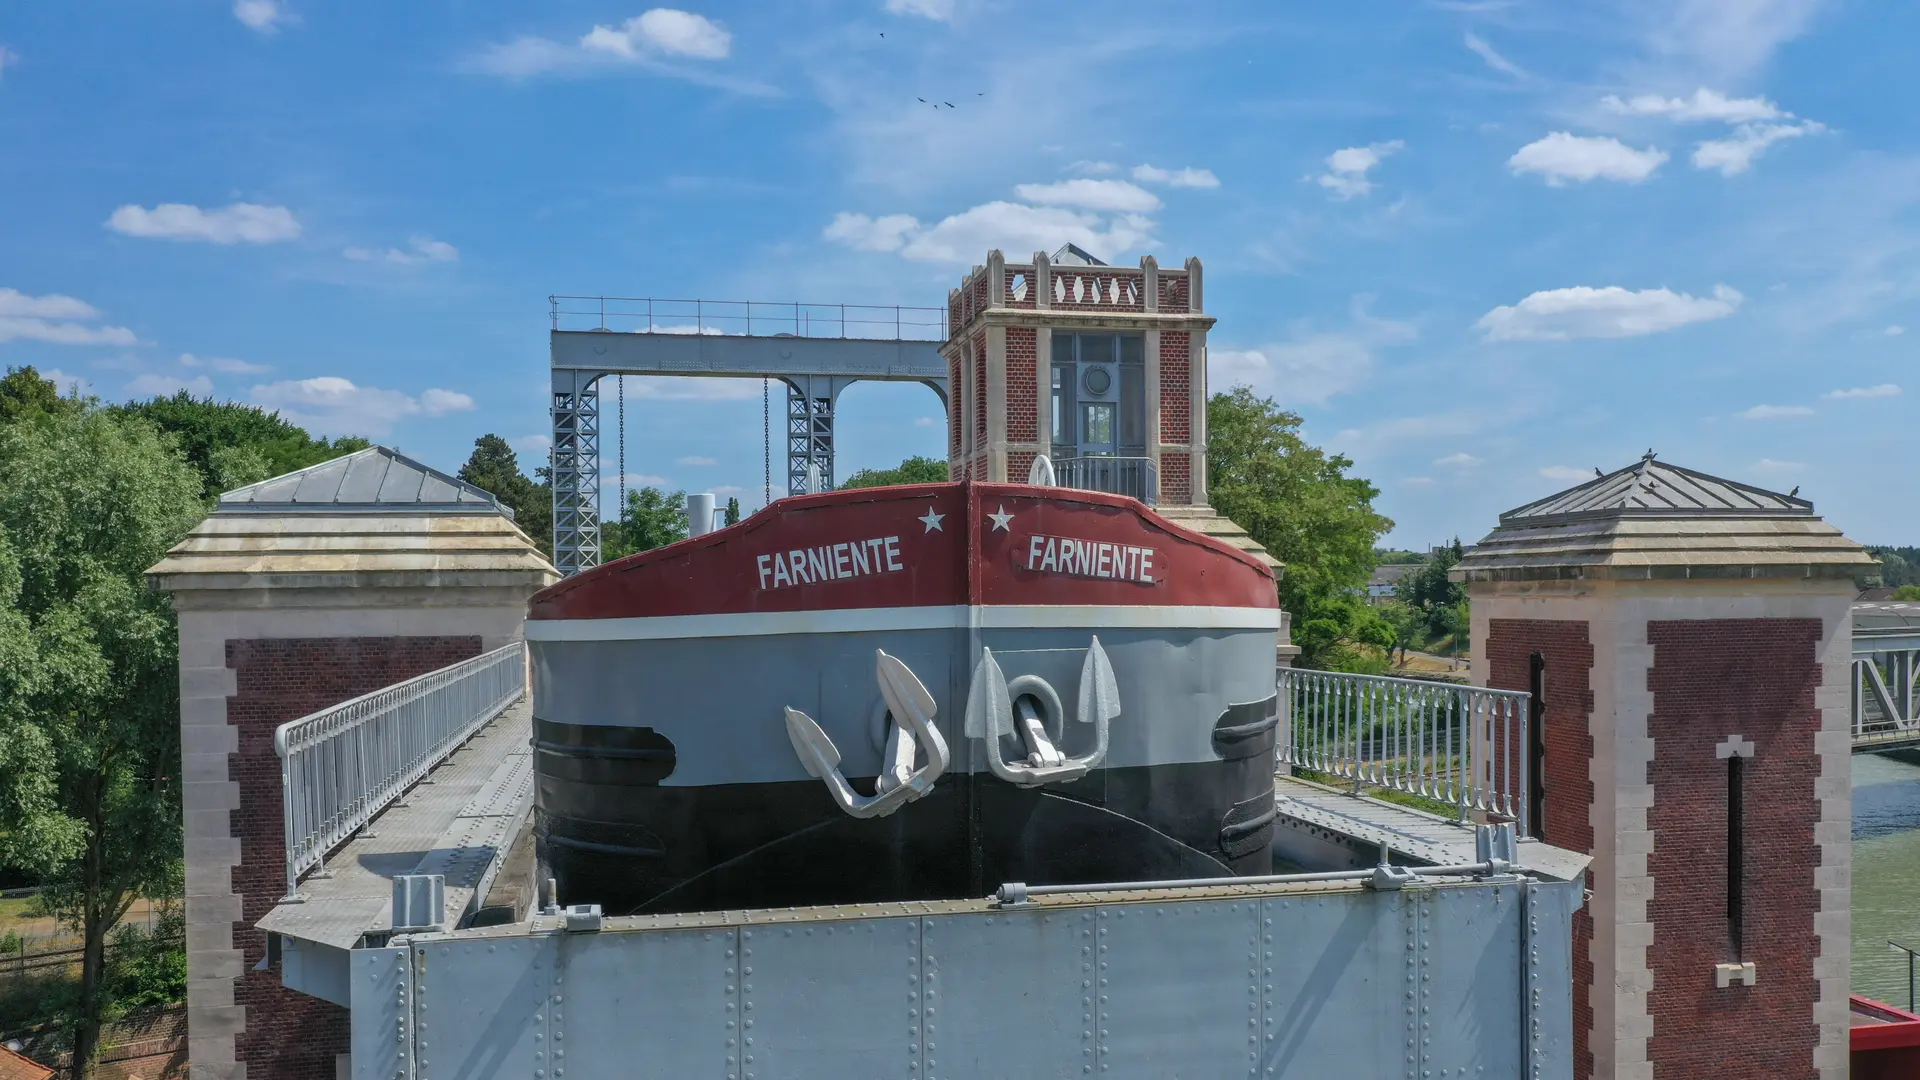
left=1854, top=751, right=1920, bottom=1007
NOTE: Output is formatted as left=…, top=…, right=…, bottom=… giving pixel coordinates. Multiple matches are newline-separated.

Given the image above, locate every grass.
left=1289, top=766, right=1464, bottom=820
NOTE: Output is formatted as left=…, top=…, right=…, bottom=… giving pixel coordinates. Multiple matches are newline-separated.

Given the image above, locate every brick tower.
left=1454, top=454, right=1872, bottom=1080
left=944, top=246, right=1281, bottom=578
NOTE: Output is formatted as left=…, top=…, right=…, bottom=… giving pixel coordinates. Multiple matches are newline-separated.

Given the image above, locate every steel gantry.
left=1851, top=602, right=1920, bottom=752
left=548, top=297, right=949, bottom=576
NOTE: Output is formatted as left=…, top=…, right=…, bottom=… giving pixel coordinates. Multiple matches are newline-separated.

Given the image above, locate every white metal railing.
left=1279, top=668, right=1533, bottom=836
left=548, top=295, right=948, bottom=341
left=275, top=642, right=527, bottom=900
left=1055, top=455, right=1158, bottom=505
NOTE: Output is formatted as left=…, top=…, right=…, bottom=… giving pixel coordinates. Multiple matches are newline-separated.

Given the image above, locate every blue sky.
left=1, top=0, right=1914, bottom=547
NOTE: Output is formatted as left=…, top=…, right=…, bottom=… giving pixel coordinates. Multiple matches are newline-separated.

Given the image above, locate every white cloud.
left=1691, top=121, right=1823, bottom=175
left=1886, top=325, right=1907, bottom=336
left=179, top=352, right=270, bottom=374
left=1131, top=164, right=1220, bottom=189
left=885, top=0, right=954, bottom=19
left=1464, top=32, right=1527, bottom=79
left=1508, top=133, right=1668, bottom=185
left=582, top=9, right=730, bottom=60
left=343, top=236, right=459, bottom=265
left=1434, top=452, right=1482, bottom=468
left=0, top=288, right=137, bottom=345
left=1601, top=87, right=1785, bottom=122
left=1210, top=307, right=1417, bottom=407
left=1753, top=457, right=1806, bottom=473
left=1308, top=141, right=1404, bottom=200
left=1738, top=403, right=1815, bottom=419
left=1823, top=383, right=1900, bottom=399
left=1647, top=0, right=1826, bottom=84
left=420, top=388, right=477, bottom=416
left=512, top=434, right=553, bottom=455
left=250, top=377, right=475, bottom=435
left=824, top=202, right=1154, bottom=265
left=233, top=1, right=291, bottom=33
left=617, top=472, right=673, bottom=488
left=1012, top=179, right=1161, bottom=213
left=106, top=202, right=300, bottom=244
left=1068, top=161, right=1119, bottom=176
left=1538, top=465, right=1595, bottom=483
left=38, top=369, right=91, bottom=396
left=125, top=373, right=214, bottom=398
left=627, top=376, right=763, bottom=401
left=677, top=455, right=718, bottom=466
left=913, top=416, right=940, bottom=428
left=1402, top=476, right=1436, bottom=487
left=1476, top=284, right=1742, bottom=341
left=822, top=212, right=919, bottom=253
left=0, top=288, right=97, bottom=319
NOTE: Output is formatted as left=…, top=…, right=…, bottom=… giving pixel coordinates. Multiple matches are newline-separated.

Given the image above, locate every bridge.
left=1852, top=601, right=1920, bottom=753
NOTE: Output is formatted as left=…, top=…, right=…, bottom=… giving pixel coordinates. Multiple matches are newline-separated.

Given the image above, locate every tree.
left=602, top=487, right=688, bottom=560
left=113, top=392, right=369, bottom=500
left=456, top=435, right=552, bottom=560
left=1, top=366, right=84, bottom=425
left=723, top=497, right=742, bottom=526
left=1206, top=387, right=1395, bottom=670
left=1893, top=585, right=1920, bottom=601
left=839, top=455, right=948, bottom=489
left=1380, top=601, right=1424, bottom=668
left=1396, top=539, right=1470, bottom=640
left=0, top=408, right=204, bottom=1077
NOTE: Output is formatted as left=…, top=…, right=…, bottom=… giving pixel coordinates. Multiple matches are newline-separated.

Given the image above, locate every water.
left=1853, top=752, right=1920, bottom=1007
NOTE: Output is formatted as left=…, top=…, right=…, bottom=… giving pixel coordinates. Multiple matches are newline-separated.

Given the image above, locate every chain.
left=617, top=375, right=626, bottom=520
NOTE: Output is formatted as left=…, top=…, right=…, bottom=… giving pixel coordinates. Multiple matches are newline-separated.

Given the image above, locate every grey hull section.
left=531, top=624, right=1278, bottom=786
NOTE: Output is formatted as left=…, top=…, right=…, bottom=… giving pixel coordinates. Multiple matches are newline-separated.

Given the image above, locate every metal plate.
left=1095, top=899, right=1261, bottom=1078
left=1420, top=884, right=1524, bottom=1075
left=1256, top=891, right=1404, bottom=1077
left=743, top=917, right=921, bottom=1079
left=920, top=908, right=1090, bottom=1079
left=555, top=927, right=739, bottom=1079
left=350, top=947, right=410, bottom=1080
left=410, top=934, right=555, bottom=1080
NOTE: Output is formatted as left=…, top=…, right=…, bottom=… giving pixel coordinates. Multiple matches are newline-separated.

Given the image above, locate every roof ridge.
left=216, top=445, right=508, bottom=516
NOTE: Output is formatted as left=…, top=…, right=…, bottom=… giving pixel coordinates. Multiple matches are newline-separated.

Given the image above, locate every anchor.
left=965, top=636, right=1120, bottom=787
left=784, top=649, right=950, bottom=819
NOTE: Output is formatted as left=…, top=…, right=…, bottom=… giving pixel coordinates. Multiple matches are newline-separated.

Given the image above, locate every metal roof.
left=216, top=445, right=509, bottom=517
left=1051, top=243, right=1107, bottom=266
left=1500, top=453, right=1810, bottom=526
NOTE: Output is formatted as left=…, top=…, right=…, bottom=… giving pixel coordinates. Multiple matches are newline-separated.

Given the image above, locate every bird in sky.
left=943, top=101, right=955, bottom=108
left=1788, top=486, right=1800, bottom=497
left=917, top=97, right=926, bottom=102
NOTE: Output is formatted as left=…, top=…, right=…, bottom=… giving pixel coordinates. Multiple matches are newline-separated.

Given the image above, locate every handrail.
left=1053, top=455, right=1157, bottom=506
left=275, top=642, right=527, bottom=900
left=548, top=295, right=948, bottom=341
left=1279, top=668, right=1533, bottom=837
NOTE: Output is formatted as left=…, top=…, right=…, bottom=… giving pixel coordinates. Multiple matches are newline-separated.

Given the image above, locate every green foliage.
left=1373, top=548, right=1425, bottom=565
left=839, top=456, right=948, bottom=489
left=1395, top=539, right=1471, bottom=645
left=1868, top=547, right=1920, bottom=589
left=1, top=366, right=84, bottom=425
left=456, top=435, right=552, bottom=561
left=103, top=906, right=185, bottom=1014
left=1893, top=585, right=1920, bottom=601
left=0, top=407, right=202, bottom=1074
left=724, top=497, right=742, bottom=526
left=112, top=391, right=369, bottom=500
left=1206, top=387, right=1395, bottom=670
left=602, top=487, right=688, bottom=560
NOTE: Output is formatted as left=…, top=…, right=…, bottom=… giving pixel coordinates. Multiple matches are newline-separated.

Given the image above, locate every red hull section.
left=529, top=481, right=1276, bottom=621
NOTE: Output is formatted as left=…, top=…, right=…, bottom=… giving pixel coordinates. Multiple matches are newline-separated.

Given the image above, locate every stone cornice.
left=947, top=307, right=1216, bottom=344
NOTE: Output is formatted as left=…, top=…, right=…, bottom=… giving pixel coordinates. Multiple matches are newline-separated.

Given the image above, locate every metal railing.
left=275, top=642, right=527, bottom=900
left=549, top=295, right=948, bottom=341
left=1055, top=455, right=1157, bottom=506
left=1279, top=668, right=1533, bottom=837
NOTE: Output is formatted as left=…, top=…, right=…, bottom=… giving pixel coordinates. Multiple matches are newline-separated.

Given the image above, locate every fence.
left=275, top=642, right=526, bottom=900
left=549, top=296, right=949, bottom=341
left=1055, top=455, right=1158, bottom=506
left=1279, top=668, right=1534, bottom=836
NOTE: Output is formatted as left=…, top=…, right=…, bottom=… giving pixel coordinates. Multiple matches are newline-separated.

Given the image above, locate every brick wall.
left=1646, top=618, right=1823, bottom=1080
left=224, top=635, right=482, bottom=1080
left=1160, top=332, right=1191, bottom=443
left=948, top=347, right=964, bottom=464
left=1004, top=267, right=1036, bottom=309
left=1006, top=328, right=1038, bottom=443
left=972, top=335, right=987, bottom=449
left=1160, top=274, right=1189, bottom=312
left=1160, top=452, right=1191, bottom=506
left=1049, top=269, right=1146, bottom=312
left=1487, top=619, right=1597, bottom=1080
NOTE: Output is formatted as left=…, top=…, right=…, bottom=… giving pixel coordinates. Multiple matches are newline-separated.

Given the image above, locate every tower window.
left=1715, top=735, right=1754, bottom=960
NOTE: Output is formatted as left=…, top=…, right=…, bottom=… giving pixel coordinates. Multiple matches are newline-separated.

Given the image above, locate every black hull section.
left=537, top=756, right=1278, bottom=916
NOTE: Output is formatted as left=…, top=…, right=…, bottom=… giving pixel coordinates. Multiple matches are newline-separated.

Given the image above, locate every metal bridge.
left=1852, top=601, right=1920, bottom=753
left=548, top=296, right=949, bottom=576
left=253, top=652, right=1587, bottom=1078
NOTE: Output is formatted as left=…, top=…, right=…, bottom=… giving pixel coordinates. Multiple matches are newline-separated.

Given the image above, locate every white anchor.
left=784, top=649, right=950, bottom=819
left=965, top=637, right=1120, bottom=787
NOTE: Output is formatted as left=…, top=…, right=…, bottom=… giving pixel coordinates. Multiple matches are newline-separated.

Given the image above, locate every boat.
left=524, top=480, right=1283, bottom=914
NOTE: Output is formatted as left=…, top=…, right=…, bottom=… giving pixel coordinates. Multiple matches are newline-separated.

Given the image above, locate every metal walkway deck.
left=1273, top=774, right=1590, bottom=882
left=260, top=698, right=532, bottom=1005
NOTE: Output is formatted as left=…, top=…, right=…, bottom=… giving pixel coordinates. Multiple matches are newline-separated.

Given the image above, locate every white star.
left=919, top=508, right=945, bottom=532
left=988, top=505, right=1014, bottom=532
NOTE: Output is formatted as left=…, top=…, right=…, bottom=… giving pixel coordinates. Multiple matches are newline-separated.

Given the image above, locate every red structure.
left=1851, top=995, right=1920, bottom=1078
